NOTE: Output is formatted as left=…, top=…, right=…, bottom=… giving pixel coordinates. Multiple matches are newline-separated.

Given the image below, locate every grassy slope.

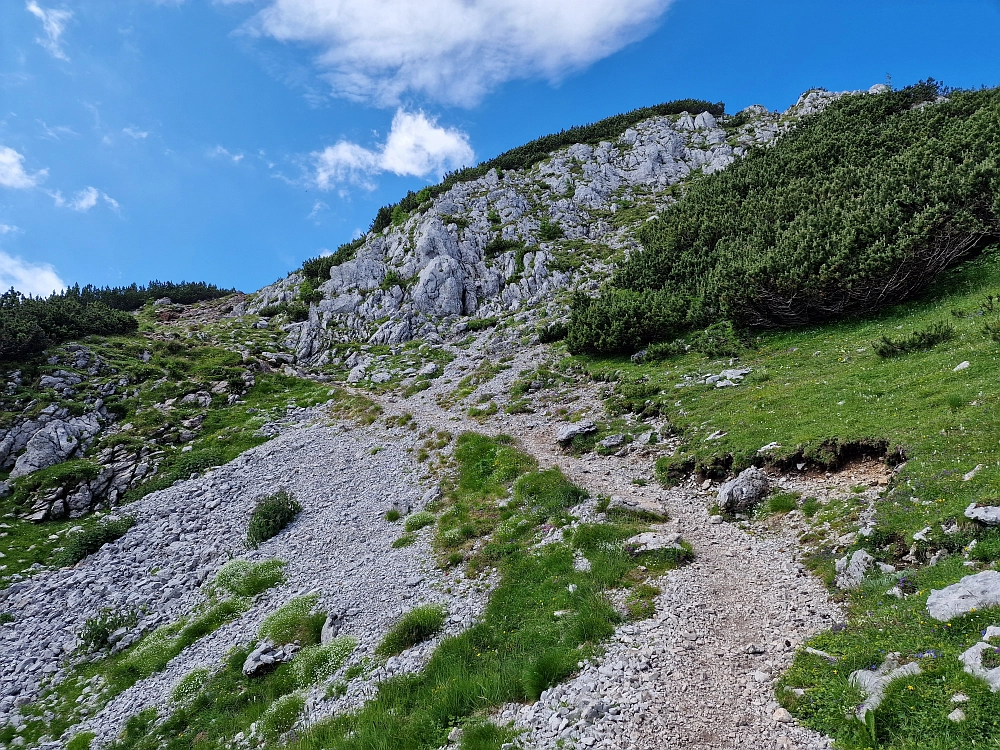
left=572, top=247, right=1000, bottom=749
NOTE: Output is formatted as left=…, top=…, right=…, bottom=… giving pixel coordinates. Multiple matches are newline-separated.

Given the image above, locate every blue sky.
left=1, top=0, right=999, bottom=296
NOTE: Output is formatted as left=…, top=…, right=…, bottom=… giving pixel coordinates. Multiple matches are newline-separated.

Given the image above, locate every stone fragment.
left=624, top=531, right=682, bottom=553
left=772, top=707, right=793, bottom=723
left=242, top=641, right=299, bottom=677
left=965, top=503, right=1000, bottom=526
left=954, top=361, right=971, bottom=372
left=556, top=421, right=596, bottom=444
left=607, top=495, right=667, bottom=520
left=834, top=550, right=875, bottom=590
left=948, top=708, right=966, bottom=723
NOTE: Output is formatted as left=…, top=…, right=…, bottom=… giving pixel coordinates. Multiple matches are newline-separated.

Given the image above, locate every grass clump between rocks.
left=246, top=490, right=302, bottom=549
left=377, top=604, right=448, bottom=657
left=55, top=516, right=136, bottom=567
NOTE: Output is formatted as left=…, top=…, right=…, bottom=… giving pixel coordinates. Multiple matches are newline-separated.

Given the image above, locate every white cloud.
left=211, top=145, right=245, bottom=163
left=25, top=1, right=73, bottom=62
left=313, top=109, right=473, bottom=189
left=0, top=224, right=21, bottom=235
left=122, top=126, right=149, bottom=139
left=0, top=251, right=64, bottom=297
left=246, top=0, right=673, bottom=105
left=50, top=186, right=120, bottom=212
left=0, top=146, right=46, bottom=189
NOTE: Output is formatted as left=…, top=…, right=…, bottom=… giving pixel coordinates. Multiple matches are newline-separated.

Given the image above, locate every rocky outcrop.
left=243, top=90, right=857, bottom=363
left=927, top=571, right=1000, bottom=622
left=9, top=413, right=103, bottom=479
left=25, top=444, right=158, bottom=522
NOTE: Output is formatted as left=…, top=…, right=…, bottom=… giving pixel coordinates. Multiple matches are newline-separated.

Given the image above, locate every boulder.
left=965, top=503, right=1000, bottom=526
left=597, top=434, right=625, bottom=450
left=927, top=571, right=1000, bottom=622
left=834, top=550, right=876, bottom=590
left=556, top=421, right=596, bottom=444
left=624, top=531, right=682, bottom=553
left=9, top=414, right=102, bottom=479
left=717, top=467, right=769, bottom=514
left=320, top=612, right=344, bottom=645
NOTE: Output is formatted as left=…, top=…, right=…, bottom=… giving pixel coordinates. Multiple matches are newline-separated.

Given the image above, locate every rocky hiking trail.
left=362, top=340, right=844, bottom=749
left=1, top=335, right=846, bottom=750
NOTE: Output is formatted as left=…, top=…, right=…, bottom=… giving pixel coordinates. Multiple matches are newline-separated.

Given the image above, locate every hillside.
left=2, top=81, right=1000, bottom=750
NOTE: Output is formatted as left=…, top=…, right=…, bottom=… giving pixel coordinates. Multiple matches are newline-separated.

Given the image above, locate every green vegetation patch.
left=246, top=490, right=302, bottom=549
left=568, top=82, right=1000, bottom=354
left=377, top=604, right=448, bottom=657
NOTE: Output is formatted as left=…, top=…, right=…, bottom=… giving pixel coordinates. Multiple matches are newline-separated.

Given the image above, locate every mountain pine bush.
left=568, top=81, right=1000, bottom=354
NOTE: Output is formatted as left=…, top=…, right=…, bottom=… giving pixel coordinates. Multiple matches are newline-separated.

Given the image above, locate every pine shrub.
left=569, top=82, right=1000, bottom=354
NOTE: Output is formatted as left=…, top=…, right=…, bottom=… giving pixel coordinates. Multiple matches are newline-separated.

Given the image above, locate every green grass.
left=4, top=559, right=286, bottom=749
left=572, top=249, right=1000, bottom=748
left=377, top=604, right=448, bottom=657
left=246, top=490, right=302, bottom=549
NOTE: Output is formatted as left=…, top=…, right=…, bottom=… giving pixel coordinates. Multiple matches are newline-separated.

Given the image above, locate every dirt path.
left=367, top=341, right=842, bottom=749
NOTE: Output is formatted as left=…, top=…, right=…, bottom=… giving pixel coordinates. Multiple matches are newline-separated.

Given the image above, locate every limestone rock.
left=965, top=503, right=1000, bottom=526
left=10, top=413, right=102, bottom=479
left=717, top=467, right=769, bottom=514
left=926, top=571, right=1000, bottom=621
left=556, top=421, right=596, bottom=444
left=849, top=653, right=922, bottom=720
left=624, top=531, right=682, bottom=553
left=834, top=550, right=875, bottom=590
left=242, top=641, right=300, bottom=677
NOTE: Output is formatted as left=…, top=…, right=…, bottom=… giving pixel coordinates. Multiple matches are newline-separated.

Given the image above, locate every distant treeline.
left=71, top=280, right=236, bottom=311
left=0, top=281, right=235, bottom=361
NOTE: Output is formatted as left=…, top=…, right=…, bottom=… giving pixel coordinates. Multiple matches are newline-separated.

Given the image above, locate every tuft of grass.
left=171, top=668, right=211, bottom=705
left=259, top=595, right=325, bottom=646
left=768, top=490, right=800, bottom=515
left=873, top=321, right=956, bottom=358
left=212, top=558, right=286, bottom=598
left=78, top=607, right=139, bottom=652
left=625, top=583, right=660, bottom=620
left=386, top=508, right=402, bottom=523
left=55, top=516, right=136, bottom=567
left=377, top=604, right=447, bottom=657
left=801, top=497, right=821, bottom=518
left=66, top=732, right=95, bottom=750
left=392, top=533, right=417, bottom=548
left=246, top=490, right=302, bottom=549
left=404, top=511, right=436, bottom=532
left=292, top=637, right=357, bottom=687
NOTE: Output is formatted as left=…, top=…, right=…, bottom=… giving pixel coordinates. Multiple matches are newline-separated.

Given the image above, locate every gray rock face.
left=927, top=571, right=1000, bottom=621
left=717, top=468, right=769, bottom=514
left=26, top=444, right=157, bottom=522
left=834, top=550, right=875, bottom=590
left=965, top=503, right=1000, bottom=526
left=9, top=413, right=102, bottom=479
left=243, top=91, right=850, bottom=361
left=556, top=421, right=597, bottom=444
